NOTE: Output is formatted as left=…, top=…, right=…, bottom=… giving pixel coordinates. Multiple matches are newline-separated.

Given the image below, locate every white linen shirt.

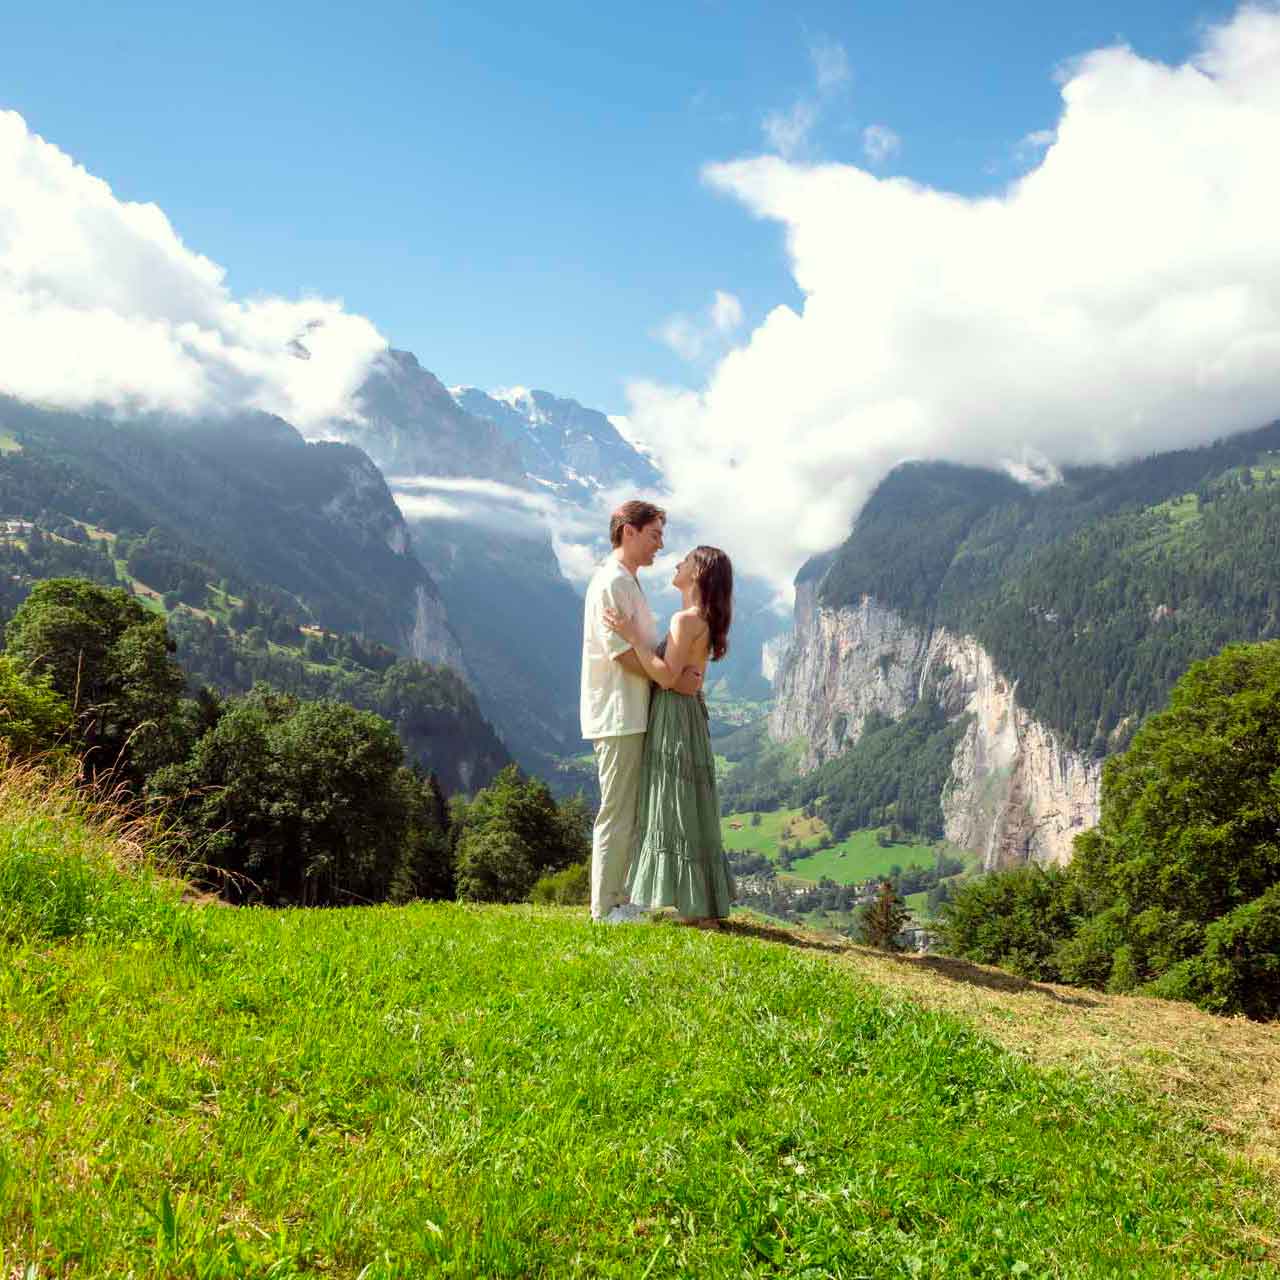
left=580, top=554, right=658, bottom=739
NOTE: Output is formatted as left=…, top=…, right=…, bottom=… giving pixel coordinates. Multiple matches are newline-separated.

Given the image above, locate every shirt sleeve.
left=596, top=576, right=640, bottom=660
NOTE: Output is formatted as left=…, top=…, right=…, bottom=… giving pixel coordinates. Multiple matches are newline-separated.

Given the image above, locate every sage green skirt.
left=626, top=688, right=736, bottom=919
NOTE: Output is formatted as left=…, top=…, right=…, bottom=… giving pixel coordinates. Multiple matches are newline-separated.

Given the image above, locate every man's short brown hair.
left=609, top=499, right=666, bottom=548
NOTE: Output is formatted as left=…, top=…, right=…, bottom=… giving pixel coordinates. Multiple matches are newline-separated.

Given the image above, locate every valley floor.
left=3, top=905, right=1278, bottom=1278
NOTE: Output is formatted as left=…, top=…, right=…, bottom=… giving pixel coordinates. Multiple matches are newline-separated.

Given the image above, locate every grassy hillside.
left=721, top=808, right=942, bottom=884
left=3, top=778, right=1278, bottom=1276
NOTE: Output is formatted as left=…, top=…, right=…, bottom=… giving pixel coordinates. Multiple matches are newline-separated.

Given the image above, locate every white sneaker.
left=604, top=903, right=649, bottom=924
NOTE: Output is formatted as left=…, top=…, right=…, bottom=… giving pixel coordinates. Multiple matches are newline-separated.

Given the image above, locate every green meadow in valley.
left=721, top=809, right=945, bottom=885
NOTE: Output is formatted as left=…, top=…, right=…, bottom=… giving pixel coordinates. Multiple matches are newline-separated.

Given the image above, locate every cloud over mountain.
left=627, top=5, right=1280, bottom=592
left=0, top=110, right=386, bottom=428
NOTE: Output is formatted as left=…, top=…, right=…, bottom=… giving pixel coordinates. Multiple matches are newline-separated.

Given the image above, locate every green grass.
left=0, top=759, right=196, bottom=949
left=0, top=431, right=21, bottom=455
left=720, top=807, right=798, bottom=855
left=4, top=903, right=1277, bottom=1277
left=785, top=831, right=939, bottom=884
left=3, top=783, right=1277, bottom=1276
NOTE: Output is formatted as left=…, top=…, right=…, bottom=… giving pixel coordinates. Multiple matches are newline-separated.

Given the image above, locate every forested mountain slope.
left=0, top=398, right=452, bottom=653
left=0, top=398, right=509, bottom=791
left=817, top=420, right=1280, bottom=751
left=768, top=420, right=1280, bottom=867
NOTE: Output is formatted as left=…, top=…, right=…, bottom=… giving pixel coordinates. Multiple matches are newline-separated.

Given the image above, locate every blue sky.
left=1, top=0, right=1243, bottom=412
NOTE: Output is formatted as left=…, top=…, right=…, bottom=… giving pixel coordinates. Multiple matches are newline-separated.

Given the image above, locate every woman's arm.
left=603, top=607, right=706, bottom=691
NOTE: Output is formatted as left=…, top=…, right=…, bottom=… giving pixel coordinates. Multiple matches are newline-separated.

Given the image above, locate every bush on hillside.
left=529, top=860, right=590, bottom=906
left=5, top=578, right=187, bottom=781
left=1067, top=640, right=1280, bottom=1014
left=150, top=685, right=434, bottom=907
left=454, top=767, right=592, bottom=904
left=940, top=865, right=1085, bottom=982
left=0, top=653, right=72, bottom=757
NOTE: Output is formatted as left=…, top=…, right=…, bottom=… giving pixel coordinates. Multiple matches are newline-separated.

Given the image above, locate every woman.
left=603, top=545, right=736, bottom=928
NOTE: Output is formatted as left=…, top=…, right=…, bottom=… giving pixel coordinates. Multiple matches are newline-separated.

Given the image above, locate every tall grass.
left=0, top=755, right=198, bottom=948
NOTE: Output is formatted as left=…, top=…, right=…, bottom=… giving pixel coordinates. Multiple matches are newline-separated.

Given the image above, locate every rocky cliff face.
left=408, top=583, right=465, bottom=671
left=318, top=451, right=467, bottom=674
left=770, top=590, right=1101, bottom=868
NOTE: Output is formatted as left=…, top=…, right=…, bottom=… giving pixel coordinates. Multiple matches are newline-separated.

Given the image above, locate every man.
left=580, top=500, right=700, bottom=921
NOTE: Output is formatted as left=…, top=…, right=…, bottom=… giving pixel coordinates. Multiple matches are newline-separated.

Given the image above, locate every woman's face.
left=672, top=553, right=696, bottom=593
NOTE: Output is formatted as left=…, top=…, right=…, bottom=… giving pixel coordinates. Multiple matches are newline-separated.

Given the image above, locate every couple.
left=579, top=499, right=736, bottom=927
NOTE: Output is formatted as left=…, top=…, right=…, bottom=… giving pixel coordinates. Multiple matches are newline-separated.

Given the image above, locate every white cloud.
left=627, top=6, right=1280, bottom=594
left=762, top=101, right=819, bottom=160
left=656, top=289, right=745, bottom=362
left=761, top=38, right=851, bottom=162
left=861, top=124, right=901, bottom=165
left=391, top=473, right=610, bottom=583
left=0, top=110, right=386, bottom=428
left=1001, top=449, right=1063, bottom=490
left=710, top=289, right=744, bottom=333
left=810, top=38, right=851, bottom=95
left=1013, top=127, right=1056, bottom=167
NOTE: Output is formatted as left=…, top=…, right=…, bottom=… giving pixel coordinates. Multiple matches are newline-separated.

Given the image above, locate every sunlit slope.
left=4, top=896, right=1276, bottom=1277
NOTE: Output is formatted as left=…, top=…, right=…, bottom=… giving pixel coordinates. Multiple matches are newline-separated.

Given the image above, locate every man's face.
left=634, top=518, right=664, bottom=566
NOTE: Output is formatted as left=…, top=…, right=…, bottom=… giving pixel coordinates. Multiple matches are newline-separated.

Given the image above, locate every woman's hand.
left=602, top=606, right=643, bottom=648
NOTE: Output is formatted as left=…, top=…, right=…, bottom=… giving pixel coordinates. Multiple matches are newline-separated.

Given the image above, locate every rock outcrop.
left=770, top=588, right=1101, bottom=869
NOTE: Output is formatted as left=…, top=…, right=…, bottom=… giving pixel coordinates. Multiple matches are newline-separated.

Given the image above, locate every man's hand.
left=615, top=650, right=648, bottom=678
left=602, top=606, right=643, bottom=647
left=617, top=650, right=702, bottom=695
left=672, top=665, right=703, bottom=696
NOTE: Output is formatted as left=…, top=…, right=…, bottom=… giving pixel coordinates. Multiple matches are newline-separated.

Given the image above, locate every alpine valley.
left=5, top=344, right=1280, bottom=865
left=0, top=346, right=785, bottom=797
left=750, top=421, right=1280, bottom=870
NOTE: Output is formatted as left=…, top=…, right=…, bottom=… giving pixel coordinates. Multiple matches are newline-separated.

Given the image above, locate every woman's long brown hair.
left=690, top=545, right=733, bottom=661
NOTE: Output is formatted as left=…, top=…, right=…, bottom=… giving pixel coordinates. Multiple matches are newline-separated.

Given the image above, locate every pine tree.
left=857, top=879, right=910, bottom=951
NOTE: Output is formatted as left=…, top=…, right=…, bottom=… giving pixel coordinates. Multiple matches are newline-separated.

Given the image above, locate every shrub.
left=1065, top=640, right=1280, bottom=1016
left=1053, top=906, right=1127, bottom=988
left=856, top=879, right=910, bottom=951
left=455, top=767, right=592, bottom=904
left=456, top=826, right=537, bottom=904
left=530, top=861, right=590, bottom=906
left=1163, top=885, right=1280, bottom=1020
left=940, top=865, right=1083, bottom=981
left=0, top=654, right=71, bottom=757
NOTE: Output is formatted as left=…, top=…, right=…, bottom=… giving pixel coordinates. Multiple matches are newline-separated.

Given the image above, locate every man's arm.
left=616, top=648, right=703, bottom=694
left=612, top=610, right=705, bottom=691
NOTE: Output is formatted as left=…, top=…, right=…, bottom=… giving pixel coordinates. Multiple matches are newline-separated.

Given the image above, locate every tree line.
left=0, top=578, right=587, bottom=909
left=939, top=640, right=1280, bottom=1020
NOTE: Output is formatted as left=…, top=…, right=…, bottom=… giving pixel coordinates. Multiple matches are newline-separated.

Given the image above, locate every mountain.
left=456, top=382, right=784, bottom=702
left=453, top=386, right=663, bottom=500
left=338, top=354, right=587, bottom=781
left=351, top=350, right=524, bottom=482
left=0, top=396, right=509, bottom=791
left=769, top=420, right=1280, bottom=868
